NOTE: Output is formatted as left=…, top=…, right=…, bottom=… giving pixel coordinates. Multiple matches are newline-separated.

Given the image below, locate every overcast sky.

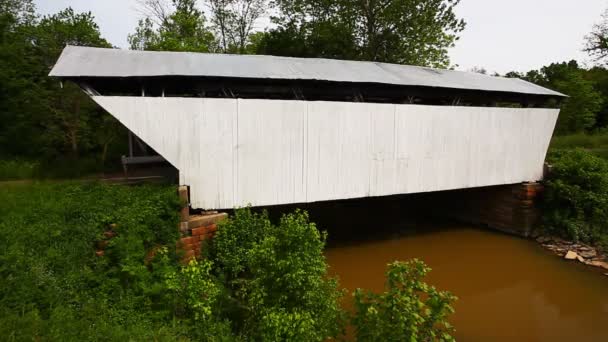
left=35, top=0, right=608, bottom=74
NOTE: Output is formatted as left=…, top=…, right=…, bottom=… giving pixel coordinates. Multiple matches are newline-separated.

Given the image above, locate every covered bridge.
left=50, top=46, right=564, bottom=210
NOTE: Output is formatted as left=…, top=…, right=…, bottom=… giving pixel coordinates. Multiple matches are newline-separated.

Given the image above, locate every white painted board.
left=93, top=96, right=559, bottom=209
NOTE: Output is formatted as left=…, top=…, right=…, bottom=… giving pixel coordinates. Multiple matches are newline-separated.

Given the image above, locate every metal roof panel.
left=49, top=46, right=566, bottom=97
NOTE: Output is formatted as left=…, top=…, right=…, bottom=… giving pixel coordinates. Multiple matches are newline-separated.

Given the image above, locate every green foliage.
left=352, top=259, right=457, bottom=342
left=507, top=61, right=603, bottom=134
left=0, top=182, right=198, bottom=340
left=586, top=67, right=608, bottom=128
left=211, top=208, right=346, bottom=340
left=129, top=0, right=216, bottom=52
left=543, top=149, right=608, bottom=249
left=0, top=183, right=459, bottom=340
left=212, top=208, right=272, bottom=278
left=0, top=1, right=126, bottom=173
left=259, top=0, right=465, bottom=67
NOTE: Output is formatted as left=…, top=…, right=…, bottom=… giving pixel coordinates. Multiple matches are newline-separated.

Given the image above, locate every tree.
left=536, top=61, right=603, bottom=134
left=0, top=2, right=124, bottom=171
left=259, top=0, right=465, bottom=67
left=505, top=61, right=603, bottom=134
left=135, top=0, right=171, bottom=26
left=129, top=0, right=216, bottom=52
left=33, top=8, right=112, bottom=157
left=0, top=0, right=40, bottom=156
left=586, top=9, right=608, bottom=64
left=128, top=17, right=157, bottom=51
left=206, top=0, right=267, bottom=54
left=0, top=0, right=36, bottom=25
left=586, top=66, right=608, bottom=128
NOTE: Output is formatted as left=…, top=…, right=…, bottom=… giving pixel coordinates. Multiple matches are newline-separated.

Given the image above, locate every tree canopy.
left=506, top=61, right=604, bottom=134
left=257, top=0, right=466, bottom=67
left=586, top=9, right=608, bottom=64
left=0, top=1, right=123, bottom=175
left=129, top=0, right=216, bottom=52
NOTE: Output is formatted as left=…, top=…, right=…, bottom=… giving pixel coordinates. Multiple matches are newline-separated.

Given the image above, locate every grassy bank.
left=549, top=132, right=608, bottom=159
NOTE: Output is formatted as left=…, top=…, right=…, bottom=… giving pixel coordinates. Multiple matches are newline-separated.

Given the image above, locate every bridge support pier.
left=433, top=182, right=543, bottom=237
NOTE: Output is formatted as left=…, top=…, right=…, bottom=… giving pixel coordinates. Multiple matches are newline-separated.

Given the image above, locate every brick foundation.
left=177, top=186, right=227, bottom=263
left=426, top=182, right=543, bottom=237
left=94, top=187, right=227, bottom=263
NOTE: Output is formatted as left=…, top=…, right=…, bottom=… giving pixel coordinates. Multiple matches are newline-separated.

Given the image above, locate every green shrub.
left=0, top=182, right=232, bottom=341
left=211, top=208, right=346, bottom=341
left=544, top=149, right=608, bottom=248
left=352, top=259, right=457, bottom=342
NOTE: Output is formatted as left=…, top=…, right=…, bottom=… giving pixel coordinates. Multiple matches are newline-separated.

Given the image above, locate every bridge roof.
left=50, top=46, right=565, bottom=98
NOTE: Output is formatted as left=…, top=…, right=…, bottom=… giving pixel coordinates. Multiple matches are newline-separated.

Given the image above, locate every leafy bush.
left=544, top=149, right=608, bottom=248
left=352, top=259, right=457, bottom=342
left=211, top=208, right=346, bottom=340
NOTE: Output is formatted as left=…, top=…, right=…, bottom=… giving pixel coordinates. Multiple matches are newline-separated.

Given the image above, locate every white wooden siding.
left=92, top=96, right=559, bottom=209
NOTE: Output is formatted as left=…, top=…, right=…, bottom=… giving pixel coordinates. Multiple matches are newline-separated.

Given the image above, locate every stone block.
left=187, top=213, right=227, bottom=230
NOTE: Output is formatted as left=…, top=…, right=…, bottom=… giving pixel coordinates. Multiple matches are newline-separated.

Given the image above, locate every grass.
left=549, top=132, right=608, bottom=159
left=0, top=159, right=39, bottom=180
left=0, top=157, right=124, bottom=181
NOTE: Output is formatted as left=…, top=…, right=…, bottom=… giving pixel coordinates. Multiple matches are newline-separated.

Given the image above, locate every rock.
left=577, top=255, right=586, bottom=263
left=564, top=250, right=578, bottom=260
left=537, top=236, right=551, bottom=244
left=587, top=260, right=608, bottom=270
left=578, top=249, right=597, bottom=259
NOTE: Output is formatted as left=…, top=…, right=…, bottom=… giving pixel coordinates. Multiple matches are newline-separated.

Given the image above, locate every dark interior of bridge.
left=69, top=76, right=563, bottom=108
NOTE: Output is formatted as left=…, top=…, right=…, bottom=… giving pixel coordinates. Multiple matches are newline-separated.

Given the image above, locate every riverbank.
left=535, top=234, right=608, bottom=273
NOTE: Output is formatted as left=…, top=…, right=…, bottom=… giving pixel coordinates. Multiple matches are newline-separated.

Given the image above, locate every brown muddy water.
left=325, top=225, right=608, bottom=341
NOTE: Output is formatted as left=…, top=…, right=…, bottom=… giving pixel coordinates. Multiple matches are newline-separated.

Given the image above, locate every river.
left=325, top=224, right=608, bottom=341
